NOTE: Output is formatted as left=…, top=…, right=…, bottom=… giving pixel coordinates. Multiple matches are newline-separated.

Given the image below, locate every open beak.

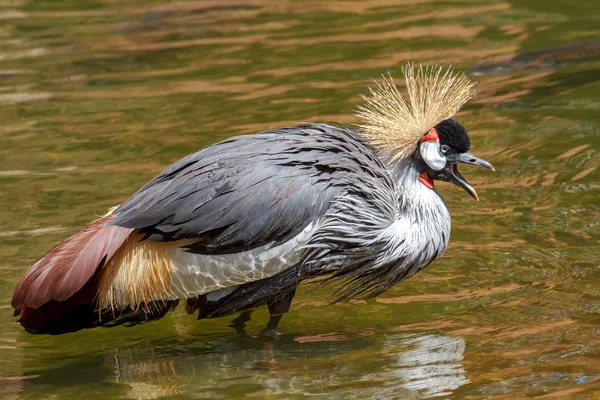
left=445, top=153, right=494, bottom=201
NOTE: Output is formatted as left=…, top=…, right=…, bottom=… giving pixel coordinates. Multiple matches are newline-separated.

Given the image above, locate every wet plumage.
left=11, top=64, right=493, bottom=335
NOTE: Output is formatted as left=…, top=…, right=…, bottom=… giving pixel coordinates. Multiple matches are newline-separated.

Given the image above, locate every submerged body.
left=11, top=65, right=493, bottom=335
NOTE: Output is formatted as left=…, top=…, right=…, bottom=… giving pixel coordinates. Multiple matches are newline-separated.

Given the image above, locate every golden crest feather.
left=355, top=63, right=476, bottom=161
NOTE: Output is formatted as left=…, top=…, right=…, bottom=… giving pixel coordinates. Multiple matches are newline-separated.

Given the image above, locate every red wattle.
left=419, top=171, right=435, bottom=189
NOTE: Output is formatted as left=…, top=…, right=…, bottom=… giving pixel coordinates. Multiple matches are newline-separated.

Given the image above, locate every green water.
left=0, top=1, right=599, bottom=398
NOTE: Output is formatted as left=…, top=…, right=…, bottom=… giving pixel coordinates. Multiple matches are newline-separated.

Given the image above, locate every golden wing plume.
left=355, top=63, right=476, bottom=161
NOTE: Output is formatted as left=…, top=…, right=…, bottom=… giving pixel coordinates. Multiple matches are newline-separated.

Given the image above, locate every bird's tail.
left=11, top=212, right=136, bottom=334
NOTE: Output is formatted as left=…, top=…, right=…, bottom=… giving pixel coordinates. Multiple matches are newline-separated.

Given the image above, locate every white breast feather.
left=384, top=162, right=451, bottom=269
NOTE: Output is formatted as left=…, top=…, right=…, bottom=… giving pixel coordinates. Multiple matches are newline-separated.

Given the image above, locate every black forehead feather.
left=435, top=119, right=470, bottom=152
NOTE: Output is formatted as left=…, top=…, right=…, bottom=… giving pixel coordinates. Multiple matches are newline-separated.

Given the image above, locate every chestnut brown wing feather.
left=11, top=215, right=133, bottom=311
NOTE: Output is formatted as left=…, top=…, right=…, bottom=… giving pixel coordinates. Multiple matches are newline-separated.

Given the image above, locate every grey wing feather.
left=110, top=124, right=387, bottom=255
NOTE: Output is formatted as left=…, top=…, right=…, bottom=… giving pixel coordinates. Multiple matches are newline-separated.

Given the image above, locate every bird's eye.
left=440, top=145, right=450, bottom=154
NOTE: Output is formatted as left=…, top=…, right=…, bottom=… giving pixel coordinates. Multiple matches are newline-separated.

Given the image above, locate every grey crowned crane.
left=11, top=64, right=494, bottom=336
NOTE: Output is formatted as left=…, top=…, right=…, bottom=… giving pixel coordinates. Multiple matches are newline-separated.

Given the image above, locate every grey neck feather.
left=382, top=151, right=449, bottom=217
left=382, top=153, right=451, bottom=257
left=303, top=148, right=451, bottom=301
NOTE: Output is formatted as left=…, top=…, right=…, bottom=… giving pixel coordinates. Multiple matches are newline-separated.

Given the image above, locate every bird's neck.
left=366, top=151, right=451, bottom=287
left=382, top=153, right=449, bottom=219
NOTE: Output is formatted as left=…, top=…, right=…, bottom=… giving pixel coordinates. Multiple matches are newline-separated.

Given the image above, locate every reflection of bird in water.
left=11, top=63, right=493, bottom=336
left=388, top=334, right=469, bottom=398
left=104, top=332, right=467, bottom=399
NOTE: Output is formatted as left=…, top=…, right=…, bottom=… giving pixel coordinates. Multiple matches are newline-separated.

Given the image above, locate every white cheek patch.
left=420, top=140, right=446, bottom=171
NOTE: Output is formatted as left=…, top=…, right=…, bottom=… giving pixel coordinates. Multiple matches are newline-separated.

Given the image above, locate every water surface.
left=0, top=0, right=599, bottom=398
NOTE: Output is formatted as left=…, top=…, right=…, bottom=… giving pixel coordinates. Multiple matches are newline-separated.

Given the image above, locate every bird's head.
left=356, top=63, right=494, bottom=200
left=417, top=119, right=494, bottom=200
